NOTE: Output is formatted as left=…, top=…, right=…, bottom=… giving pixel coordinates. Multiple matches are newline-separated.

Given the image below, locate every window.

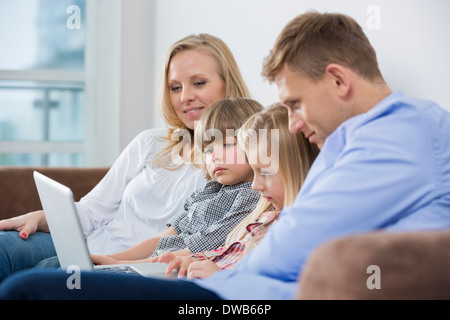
left=0, top=0, right=85, bottom=166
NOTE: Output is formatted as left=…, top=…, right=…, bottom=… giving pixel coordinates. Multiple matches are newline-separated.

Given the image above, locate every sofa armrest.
left=0, top=166, right=108, bottom=221
left=296, top=230, right=450, bottom=299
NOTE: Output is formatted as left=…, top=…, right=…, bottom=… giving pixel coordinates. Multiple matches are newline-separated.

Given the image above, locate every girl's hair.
left=151, top=34, right=251, bottom=169
left=226, top=103, right=320, bottom=244
left=194, top=98, right=264, bottom=179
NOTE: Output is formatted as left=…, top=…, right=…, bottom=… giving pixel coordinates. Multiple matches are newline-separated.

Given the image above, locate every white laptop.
left=33, top=170, right=176, bottom=278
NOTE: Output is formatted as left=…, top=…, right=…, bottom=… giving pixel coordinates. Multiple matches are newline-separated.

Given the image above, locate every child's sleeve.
left=191, top=246, right=228, bottom=261
left=182, top=188, right=260, bottom=254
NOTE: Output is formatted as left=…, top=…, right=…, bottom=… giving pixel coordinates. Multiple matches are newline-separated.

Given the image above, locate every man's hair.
left=262, top=11, right=383, bottom=82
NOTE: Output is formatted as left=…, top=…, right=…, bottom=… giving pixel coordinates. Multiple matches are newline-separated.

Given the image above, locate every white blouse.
left=75, top=128, right=207, bottom=255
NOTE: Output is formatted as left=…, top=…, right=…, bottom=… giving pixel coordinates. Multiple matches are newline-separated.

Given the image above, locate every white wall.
left=85, top=0, right=156, bottom=166
left=151, top=0, right=450, bottom=127
left=86, top=0, right=450, bottom=165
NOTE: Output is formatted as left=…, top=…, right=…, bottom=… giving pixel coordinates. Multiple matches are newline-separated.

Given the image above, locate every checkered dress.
left=150, top=180, right=260, bottom=257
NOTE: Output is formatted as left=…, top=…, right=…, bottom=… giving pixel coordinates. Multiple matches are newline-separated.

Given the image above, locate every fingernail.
left=21, top=232, right=28, bottom=239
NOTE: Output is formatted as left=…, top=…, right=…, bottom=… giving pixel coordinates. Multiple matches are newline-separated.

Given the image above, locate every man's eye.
left=288, top=101, right=300, bottom=111
left=292, top=103, right=302, bottom=111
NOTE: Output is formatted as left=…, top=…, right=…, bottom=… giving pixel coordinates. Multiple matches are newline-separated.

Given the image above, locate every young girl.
left=153, top=103, right=320, bottom=278
left=91, top=98, right=264, bottom=265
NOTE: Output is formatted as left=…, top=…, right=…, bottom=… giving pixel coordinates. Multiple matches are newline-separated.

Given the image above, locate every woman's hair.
left=194, top=98, right=264, bottom=179
left=226, top=103, right=320, bottom=244
left=262, top=11, right=382, bottom=82
left=152, top=34, right=251, bottom=169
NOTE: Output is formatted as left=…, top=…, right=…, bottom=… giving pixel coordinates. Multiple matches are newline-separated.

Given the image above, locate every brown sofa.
left=0, top=166, right=108, bottom=220
left=296, top=229, right=450, bottom=299
left=1, top=166, right=449, bottom=299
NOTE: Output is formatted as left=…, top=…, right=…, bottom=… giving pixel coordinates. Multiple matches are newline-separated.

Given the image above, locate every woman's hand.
left=187, top=260, right=221, bottom=279
left=91, top=254, right=121, bottom=265
left=152, top=252, right=199, bottom=277
left=0, top=210, right=48, bottom=240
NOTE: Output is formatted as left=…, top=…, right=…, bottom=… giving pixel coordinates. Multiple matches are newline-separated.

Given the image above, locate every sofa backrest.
left=0, top=166, right=108, bottom=220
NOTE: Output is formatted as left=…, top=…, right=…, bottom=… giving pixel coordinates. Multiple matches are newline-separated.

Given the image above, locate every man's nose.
left=289, top=116, right=305, bottom=135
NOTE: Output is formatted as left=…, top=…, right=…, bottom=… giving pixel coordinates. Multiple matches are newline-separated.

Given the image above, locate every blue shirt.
left=193, top=92, right=450, bottom=299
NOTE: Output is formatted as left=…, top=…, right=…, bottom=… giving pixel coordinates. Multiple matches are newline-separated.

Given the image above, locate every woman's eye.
left=224, top=143, right=235, bottom=148
left=169, top=85, right=181, bottom=92
left=204, top=148, right=213, bottom=154
left=194, top=81, right=206, bottom=87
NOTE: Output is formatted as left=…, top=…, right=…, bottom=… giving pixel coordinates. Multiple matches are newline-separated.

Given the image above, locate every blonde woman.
left=0, top=34, right=250, bottom=280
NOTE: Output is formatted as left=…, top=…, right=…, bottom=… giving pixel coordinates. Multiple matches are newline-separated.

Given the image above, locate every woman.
left=0, top=33, right=250, bottom=281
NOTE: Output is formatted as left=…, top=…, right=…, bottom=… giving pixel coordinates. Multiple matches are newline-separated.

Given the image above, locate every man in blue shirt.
left=0, top=12, right=449, bottom=300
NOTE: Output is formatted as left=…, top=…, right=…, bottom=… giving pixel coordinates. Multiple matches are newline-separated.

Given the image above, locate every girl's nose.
left=251, top=174, right=264, bottom=192
left=211, top=147, right=223, bottom=163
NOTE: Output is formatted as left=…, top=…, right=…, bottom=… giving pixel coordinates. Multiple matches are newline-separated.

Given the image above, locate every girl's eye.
left=224, top=142, right=235, bottom=148
left=203, top=148, right=213, bottom=154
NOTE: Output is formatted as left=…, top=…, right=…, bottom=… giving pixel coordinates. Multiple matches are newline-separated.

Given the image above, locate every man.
left=0, top=11, right=449, bottom=300
left=198, top=11, right=450, bottom=299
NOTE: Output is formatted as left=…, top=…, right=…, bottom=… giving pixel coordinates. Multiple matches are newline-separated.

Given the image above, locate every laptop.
left=33, top=170, right=176, bottom=278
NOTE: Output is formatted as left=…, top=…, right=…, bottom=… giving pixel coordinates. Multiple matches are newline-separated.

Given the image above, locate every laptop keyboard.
left=96, top=266, right=140, bottom=275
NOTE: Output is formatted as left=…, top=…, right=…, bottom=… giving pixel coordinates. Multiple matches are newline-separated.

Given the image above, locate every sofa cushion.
left=296, top=230, right=450, bottom=299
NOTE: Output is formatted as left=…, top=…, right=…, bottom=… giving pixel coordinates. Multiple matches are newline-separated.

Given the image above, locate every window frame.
left=0, top=70, right=85, bottom=163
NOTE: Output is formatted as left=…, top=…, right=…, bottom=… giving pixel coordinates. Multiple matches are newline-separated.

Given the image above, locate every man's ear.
left=325, top=64, right=352, bottom=99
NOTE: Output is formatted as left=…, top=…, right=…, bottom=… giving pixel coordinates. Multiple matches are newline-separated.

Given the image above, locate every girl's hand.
left=153, top=252, right=199, bottom=277
left=187, top=260, right=221, bottom=279
left=91, top=254, right=120, bottom=265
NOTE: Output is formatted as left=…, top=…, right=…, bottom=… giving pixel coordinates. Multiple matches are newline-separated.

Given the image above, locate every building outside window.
left=0, top=0, right=85, bottom=166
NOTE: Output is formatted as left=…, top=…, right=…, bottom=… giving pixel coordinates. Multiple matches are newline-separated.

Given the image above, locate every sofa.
left=296, top=230, right=450, bottom=299
left=1, top=166, right=449, bottom=299
left=0, top=166, right=108, bottom=220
